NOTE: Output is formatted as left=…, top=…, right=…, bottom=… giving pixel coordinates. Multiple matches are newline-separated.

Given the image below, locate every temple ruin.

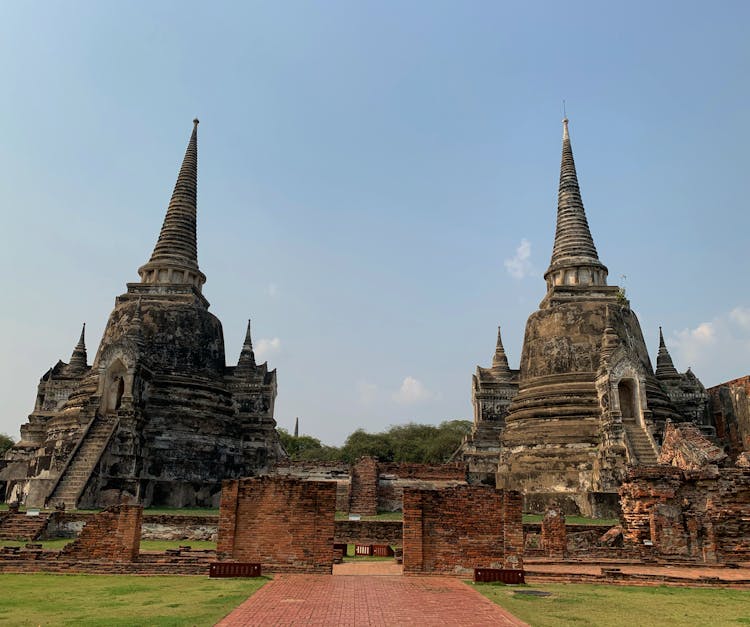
left=458, top=119, right=713, bottom=516
left=1, top=120, right=282, bottom=509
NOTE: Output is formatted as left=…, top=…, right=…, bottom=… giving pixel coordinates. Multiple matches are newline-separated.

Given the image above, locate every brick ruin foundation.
left=619, top=422, right=750, bottom=563
left=217, top=476, right=336, bottom=574
left=403, top=485, right=523, bottom=576
left=272, top=456, right=468, bottom=515
left=541, top=506, right=567, bottom=558
left=60, top=504, right=142, bottom=562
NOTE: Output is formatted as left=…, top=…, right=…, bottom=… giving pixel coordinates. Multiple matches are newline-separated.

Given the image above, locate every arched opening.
left=618, top=379, right=637, bottom=423
left=102, top=359, right=127, bottom=414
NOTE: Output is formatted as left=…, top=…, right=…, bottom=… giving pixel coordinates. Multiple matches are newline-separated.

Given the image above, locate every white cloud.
left=392, top=376, right=434, bottom=404
left=668, top=306, right=750, bottom=383
left=504, top=238, right=534, bottom=279
left=255, top=337, right=281, bottom=361
left=356, top=380, right=378, bottom=404
left=729, top=306, right=750, bottom=330
left=267, top=283, right=279, bottom=298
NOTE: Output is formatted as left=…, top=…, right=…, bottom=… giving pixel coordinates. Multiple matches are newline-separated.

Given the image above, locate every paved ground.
left=217, top=573, right=527, bottom=626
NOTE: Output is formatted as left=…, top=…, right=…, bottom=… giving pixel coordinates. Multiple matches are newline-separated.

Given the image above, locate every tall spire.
left=491, top=326, right=511, bottom=376
left=655, top=327, right=680, bottom=380
left=544, top=118, right=608, bottom=292
left=138, top=119, right=206, bottom=291
left=237, top=319, right=256, bottom=369
left=68, top=323, right=87, bottom=371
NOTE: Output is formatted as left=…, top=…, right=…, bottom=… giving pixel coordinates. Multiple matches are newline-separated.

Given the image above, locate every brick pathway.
left=217, top=574, right=527, bottom=626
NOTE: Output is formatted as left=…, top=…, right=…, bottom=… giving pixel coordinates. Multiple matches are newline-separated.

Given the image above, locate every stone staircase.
left=0, top=512, right=50, bottom=541
left=46, top=413, right=118, bottom=510
left=623, top=422, right=658, bottom=465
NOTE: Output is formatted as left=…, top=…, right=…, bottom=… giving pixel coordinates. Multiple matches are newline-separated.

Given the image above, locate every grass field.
left=0, top=573, right=265, bottom=626
left=475, top=582, right=750, bottom=627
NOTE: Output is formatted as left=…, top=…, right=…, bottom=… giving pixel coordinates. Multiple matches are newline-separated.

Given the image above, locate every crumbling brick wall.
left=334, top=520, right=402, bottom=546
left=60, top=504, right=141, bottom=562
left=658, top=420, right=727, bottom=470
left=403, top=486, right=523, bottom=576
left=708, top=376, right=750, bottom=458
left=348, top=457, right=469, bottom=514
left=541, top=506, right=566, bottom=557
left=620, top=466, right=750, bottom=562
left=217, top=477, right=336, bottom=574
left=272, top=460, right=351, bottom=511
left=377, top=462, right=468, bottom=512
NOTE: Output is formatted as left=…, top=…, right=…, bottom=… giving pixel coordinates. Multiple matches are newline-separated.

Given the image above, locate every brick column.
left=349, top=456, right=378, bottom=516
left=216, top=479, right=239, bottom=559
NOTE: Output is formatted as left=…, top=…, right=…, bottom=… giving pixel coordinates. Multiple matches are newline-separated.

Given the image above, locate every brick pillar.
left=541, top=506, right=566, bottom=558
left=216, top=479, right=239, bottom=559
left=502, top=490, right=524, bottom=569
left=349, top=456, right=378, bottom=516
left=61, top=504, right=142, bottom=562
left=402, top=489, right=423, bottom=574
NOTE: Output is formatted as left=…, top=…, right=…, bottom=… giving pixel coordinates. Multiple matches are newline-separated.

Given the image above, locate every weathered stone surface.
left=619, top=465, right=750, bottom=562
left=658, top=420, right=727, bottom=471
left=708, top=376, right=750, bottom=459
left=1, top=121, right=282, bottom=509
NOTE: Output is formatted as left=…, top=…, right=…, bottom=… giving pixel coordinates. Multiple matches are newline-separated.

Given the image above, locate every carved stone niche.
left=97, top=347, right=136, bottom=415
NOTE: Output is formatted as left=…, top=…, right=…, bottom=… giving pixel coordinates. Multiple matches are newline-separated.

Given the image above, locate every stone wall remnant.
left=217, top=477, right=336, bottom=574
left=61, top=504, right=142, bottom=562
left=403, top=486, right=522, bottom=576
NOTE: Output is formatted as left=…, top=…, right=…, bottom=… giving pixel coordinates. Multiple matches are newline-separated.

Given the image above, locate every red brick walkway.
left=216, top=574, right=527, bottom=626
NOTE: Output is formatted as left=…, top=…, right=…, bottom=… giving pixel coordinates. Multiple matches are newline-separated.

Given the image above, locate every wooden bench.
left=473, top=568, right=525, bottom=584
left=209, top=562, right=262, bottom=578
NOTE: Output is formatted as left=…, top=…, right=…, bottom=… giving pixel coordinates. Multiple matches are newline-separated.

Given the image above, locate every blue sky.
left=1, top=2, right=748, bottom=445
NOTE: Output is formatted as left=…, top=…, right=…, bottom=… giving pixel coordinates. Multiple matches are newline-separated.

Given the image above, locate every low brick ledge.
left=524, top=570, right=750, bottom=588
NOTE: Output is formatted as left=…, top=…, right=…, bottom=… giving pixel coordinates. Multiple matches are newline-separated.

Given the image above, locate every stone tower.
left=2, top=120, right=282, bottom=509
left=455, top=327, right=519, bottom=484
left=496, top=119, right=684, bottom=517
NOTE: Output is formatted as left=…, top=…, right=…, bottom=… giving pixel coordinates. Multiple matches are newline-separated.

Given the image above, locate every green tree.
left=0, top=434, right=13, bottom=456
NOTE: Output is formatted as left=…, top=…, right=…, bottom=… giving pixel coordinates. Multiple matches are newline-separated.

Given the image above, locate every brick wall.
left=61, top=504, right=142, bottom=562
left=349, top=457, right=378, bottom=515
left=708, top=376, right=750, bottom=458
left=541, top=507, right=566, bottom=557
left=333, top=520, right=402, bottom=546
left=272, top=460, right=351, bottom=511
left=402, top=486, right=523, bottom=576
left=620, top=466, right=750, bottom=562
left=658, top=421, right=726, bottom=470
left=216, top=476, right=336, bottom=574
left=377, top=462, right=467, bottom=481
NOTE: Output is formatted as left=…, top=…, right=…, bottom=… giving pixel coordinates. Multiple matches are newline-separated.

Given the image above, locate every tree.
left=0, top=434, right=13, bottom=456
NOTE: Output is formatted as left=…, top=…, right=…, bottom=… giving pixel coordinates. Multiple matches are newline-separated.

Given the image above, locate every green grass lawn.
left=0, top=573, right=266, bottom=626
left=475, top=582, right=750, bottom=627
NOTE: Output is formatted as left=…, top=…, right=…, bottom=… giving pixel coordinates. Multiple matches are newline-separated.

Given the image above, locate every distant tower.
left=294, top=417, right=299, bottom=438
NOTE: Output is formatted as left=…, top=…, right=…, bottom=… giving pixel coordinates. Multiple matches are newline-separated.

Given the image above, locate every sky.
left=0, top=2, right=748, bottom=446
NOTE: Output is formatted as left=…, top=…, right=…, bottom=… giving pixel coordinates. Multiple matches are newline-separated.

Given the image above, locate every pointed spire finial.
left=294, top=417, right=299, bottom=438
left=491, top=326, right=511, bottom=376
left=237, top=319, right=256, bottom=369
left=655, top=326, right=680, bottom=380
left=69, top=323, right=88, bottom=371
left=543, top=117, right=609, bottom=296
left=137, top=120, right=206, bottom=291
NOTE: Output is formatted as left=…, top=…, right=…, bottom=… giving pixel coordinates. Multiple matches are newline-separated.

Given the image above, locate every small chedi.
left=1, top=120, right=282, bottom=509
left=459, top=119, right=716, bottom=516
